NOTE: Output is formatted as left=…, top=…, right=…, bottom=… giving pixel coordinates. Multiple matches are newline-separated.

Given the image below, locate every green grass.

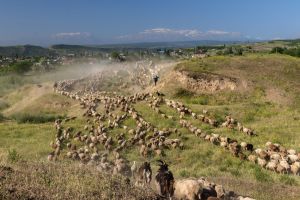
left=0, top=122, right=54, bottom=160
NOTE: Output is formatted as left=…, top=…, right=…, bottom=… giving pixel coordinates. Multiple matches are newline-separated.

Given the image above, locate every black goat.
left=155, top=160, right=174, bottom=199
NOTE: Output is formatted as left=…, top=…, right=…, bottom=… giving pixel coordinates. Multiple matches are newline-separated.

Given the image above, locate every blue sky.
left=0, top=0, right=299, bottom=46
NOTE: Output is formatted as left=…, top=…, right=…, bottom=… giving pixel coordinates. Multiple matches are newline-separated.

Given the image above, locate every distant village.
left=0, top=46, right=211, bottom=71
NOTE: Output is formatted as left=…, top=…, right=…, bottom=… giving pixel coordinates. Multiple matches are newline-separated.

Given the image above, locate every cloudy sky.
left=0, top=0, right=299, bottom=46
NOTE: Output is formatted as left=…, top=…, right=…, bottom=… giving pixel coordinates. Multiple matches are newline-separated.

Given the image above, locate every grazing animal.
left=155, top=160, right=175, bottom=199
left=174, top=178, right=203, bottom=200
left=131, top=161, right=137, bottom=177
left=135, top=162, right=152, bottom=187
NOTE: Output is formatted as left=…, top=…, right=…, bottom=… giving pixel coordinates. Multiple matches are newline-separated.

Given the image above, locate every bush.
left=270, top=46, right=300, bottom=57
left=10, top=61, right=33, bottom=74
left=0, top=113, right=5, bottom=122
left=0, top=61, right=33, bottom=75
left=12, top=113, right=63, bottom=123
left=174, top=88, right=195, bottom=98
left=270, top=47, right=286, bottom=54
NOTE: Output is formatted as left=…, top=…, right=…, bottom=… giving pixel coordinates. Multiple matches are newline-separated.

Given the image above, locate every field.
left=0, top=53, right=300, bottom=200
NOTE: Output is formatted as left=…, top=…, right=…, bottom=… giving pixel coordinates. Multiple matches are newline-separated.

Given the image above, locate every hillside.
left=0, top=54, right=300, bottom=200
left=0, top=45, right=56, bottom=57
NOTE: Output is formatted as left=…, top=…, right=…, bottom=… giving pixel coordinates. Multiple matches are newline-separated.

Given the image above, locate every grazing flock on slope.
left=46, top=62, right=299, bottom=199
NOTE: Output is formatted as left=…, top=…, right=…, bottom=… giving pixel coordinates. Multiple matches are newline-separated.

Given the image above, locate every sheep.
left=47, top=152, right=56, bottom=161
left=257, top=158, right=267, bottom=168
left=287, top=149, right=297, bottom=155
left=266, top=160, right=277, bottom=171
left=248, top=155, right=257, bottom=163
left=291, top=162, right=300, bottom=175
left=174, top=179, right=203, bottom=200
left=270, top=153, right=281, bottom=161
left=287, top=154, right=299, bottom=163
left=240, top=142, right=254, bottom=152
left=279, top=160, right=291, bottom=174
left=257, top=150, right=269, bottom=160
left=214, top=184, right=225, bottom=199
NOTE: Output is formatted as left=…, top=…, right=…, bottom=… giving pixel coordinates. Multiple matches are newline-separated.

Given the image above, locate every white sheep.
left=287, top=149, right=296, bottom=155
left=257, top=158, right=267, bottom=168
left=266, top=160, right=277, bottom=171
left=287, top=154, right=299, bottom=163
left=174, top=179, right=203, bottom=200
left=291, top=162, right=300, bottom=175
left=270, top=153, right=281, bottom=161
left=248, top=155, right=257, bottom=163
left=279, top=160, right=290, bottom=174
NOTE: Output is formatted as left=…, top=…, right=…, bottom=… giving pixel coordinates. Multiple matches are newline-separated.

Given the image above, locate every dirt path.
left=3, top=83, right=52, bottom=116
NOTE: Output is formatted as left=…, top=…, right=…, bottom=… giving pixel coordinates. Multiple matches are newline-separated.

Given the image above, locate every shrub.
left=270, top=46, right=300, bottom=57
left=0, top=113, right=5, bottom=122
left=12, top=113, right=63, bottom=123
left=271, top=47, right=286, bottom=54
left=10, top=61, right=33, bottom=74
left=174, top=88, right=194, bottom=98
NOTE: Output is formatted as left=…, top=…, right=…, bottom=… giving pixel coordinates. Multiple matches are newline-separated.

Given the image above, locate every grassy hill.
left=0, top=53, right=300, bottom=200
left=0, top=45, right=56, bottom=57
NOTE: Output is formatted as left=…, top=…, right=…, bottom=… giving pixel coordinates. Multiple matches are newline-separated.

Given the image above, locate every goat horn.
left=156, top=159, right=164, bottom=165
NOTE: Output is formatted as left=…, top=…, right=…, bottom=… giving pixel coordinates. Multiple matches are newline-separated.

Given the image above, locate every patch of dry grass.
left=0, top=161, right=159, bottom=200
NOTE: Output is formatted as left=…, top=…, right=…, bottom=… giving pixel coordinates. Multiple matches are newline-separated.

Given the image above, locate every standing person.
left=153, top=74, right=159, bottom=86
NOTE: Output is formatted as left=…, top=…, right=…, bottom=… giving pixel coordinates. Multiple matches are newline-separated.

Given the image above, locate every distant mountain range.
left=0, top=40, right=262, bottom=57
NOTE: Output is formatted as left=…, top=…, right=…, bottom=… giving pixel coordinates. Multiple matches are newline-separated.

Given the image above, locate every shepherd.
left=153, top=74, right=159, bottom=86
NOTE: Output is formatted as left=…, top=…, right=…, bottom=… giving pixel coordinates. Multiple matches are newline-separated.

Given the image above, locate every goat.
left=135, top=161, right=152, bottom=187
left=155, top=160, right=175, bottom=200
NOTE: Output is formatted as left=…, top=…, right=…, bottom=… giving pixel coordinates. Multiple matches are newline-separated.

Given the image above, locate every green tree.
left=111, top=51, right=120, bottom=59
left=10, top=61, right=33, bottom=74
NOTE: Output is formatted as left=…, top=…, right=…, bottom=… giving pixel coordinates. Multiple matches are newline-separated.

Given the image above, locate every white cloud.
left=54, top=32, right=91, bottom=38
left=141, top=28, right=203, bottom=38
left=117, top=28, right=242, bottom=42
left=206, top=30, right=229, bottom=35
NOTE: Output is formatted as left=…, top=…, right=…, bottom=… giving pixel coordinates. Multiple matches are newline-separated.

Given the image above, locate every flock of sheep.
left=48, top=82, right=264, bottom=200
left=163, top=99, right=300, bottom=176
left=48, top=60, right=299, bottom=199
